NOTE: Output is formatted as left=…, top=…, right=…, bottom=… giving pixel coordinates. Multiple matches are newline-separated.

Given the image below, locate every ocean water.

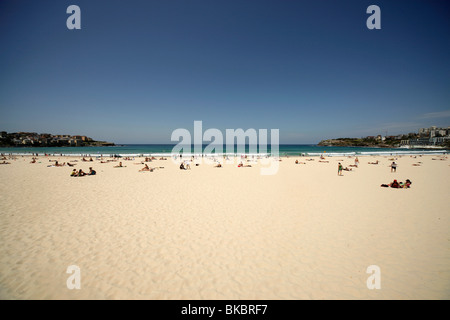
left=0, top=144, right=448, bottom=157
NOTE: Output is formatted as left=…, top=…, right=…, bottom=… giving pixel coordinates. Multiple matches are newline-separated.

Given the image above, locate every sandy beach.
left=0, top=154, right=449, bottom=299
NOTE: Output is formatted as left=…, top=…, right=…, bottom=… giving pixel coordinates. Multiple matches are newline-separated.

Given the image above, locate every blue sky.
left=0, top=0, right=449, bottom=144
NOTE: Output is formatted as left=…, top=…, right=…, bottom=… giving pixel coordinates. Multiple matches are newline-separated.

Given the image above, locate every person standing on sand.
left=338, top=162, right=343, bottom=176
left=391, top=161, right=397, bottom=173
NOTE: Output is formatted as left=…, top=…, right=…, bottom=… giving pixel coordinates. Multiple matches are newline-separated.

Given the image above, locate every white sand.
left=0, top=154, right=449, bottom=299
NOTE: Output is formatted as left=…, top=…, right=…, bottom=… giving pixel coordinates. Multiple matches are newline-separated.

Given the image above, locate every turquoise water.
left=0, top=144, right=448, bottom=157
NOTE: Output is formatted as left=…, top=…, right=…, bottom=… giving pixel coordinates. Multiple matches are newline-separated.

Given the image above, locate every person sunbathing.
left=214, top=163, right=222, bottom=168
left=238, top=162, right=252, bottom=167
left=78, top=169, right=86, bottom=177
left=343, top=167, right=352, bottom=171
left=368, top=160, right=379, bottom=164
left=70, top=169, right=77, bottom=177
left=0, top=161, right=11, bottom=164
left=30, top=158, right=37, bottom=163
left=114, top=162, right=124, bottom=168
left=390, top=180, right=400, bottom=188
left=67, top=163, right=74, bottom=167
left=404, top=179, right=412, bottom=188
left=139, top=164, right=150, bottom=172
left=87, top=167, right=96, bottom=175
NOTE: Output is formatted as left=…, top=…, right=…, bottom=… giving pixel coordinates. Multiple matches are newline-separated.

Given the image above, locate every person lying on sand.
left=390, top=179, right=400, bottom=188
left=348, top=164, right=357, bottom=167
left=380, top=179, right=412, bottom=188
left=343, top=167, right=352, bottom=171
left=399, top=179, right=412, bottom=188
left=30, top=158, right=37, bottom=163
left=319, top=160, right=329, bottom=163
left=139, top=164, right=152, bottom=172
left=368, top=160, right=379, bottom=164
left=0, top=161, right=11, bottom=164
left=214, top=163, right=222, bottom=168
left=67, top=163, right=74, bottom=167
left=238, top=162, right=252, bottom=167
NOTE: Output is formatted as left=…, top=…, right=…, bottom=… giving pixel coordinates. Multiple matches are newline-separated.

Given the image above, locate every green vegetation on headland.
left=0, top=131, right=115, bottom=147
left=318, top=137, right=402, bottom=148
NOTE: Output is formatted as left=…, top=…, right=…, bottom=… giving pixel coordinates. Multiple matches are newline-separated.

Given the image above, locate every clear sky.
left=0, top=0, right=449, bottom=144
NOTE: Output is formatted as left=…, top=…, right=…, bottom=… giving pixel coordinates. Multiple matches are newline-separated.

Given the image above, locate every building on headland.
left=401, top=126, right=450, bottom=147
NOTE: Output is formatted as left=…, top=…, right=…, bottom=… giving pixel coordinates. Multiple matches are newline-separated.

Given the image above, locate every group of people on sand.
left=82, top=157, right=94, bottom=162
left=70, top=167, right=96, bottom=177
left=337, top=162, right=354, bottom=175
left=381, top=179, right=412, bottom=189
left=179, top=161, right=191, bottom=170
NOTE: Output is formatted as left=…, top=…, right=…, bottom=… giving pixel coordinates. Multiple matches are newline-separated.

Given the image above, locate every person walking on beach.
left=338, top=162, right=343, bottom=176
left=391, top=161, right=397, bottom=173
